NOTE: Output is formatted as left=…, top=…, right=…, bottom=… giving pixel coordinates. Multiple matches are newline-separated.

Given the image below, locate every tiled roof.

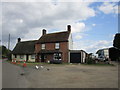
left=37, top=31, right=70, bottom=43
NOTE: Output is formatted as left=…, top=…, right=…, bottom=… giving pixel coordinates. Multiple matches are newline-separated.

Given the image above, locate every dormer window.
left=41, top=44, right=45, bottom=49
left=55, top=43, right=60, bottom=49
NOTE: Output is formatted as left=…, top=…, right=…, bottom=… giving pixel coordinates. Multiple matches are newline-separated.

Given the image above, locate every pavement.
left=2, top=59, right=119, bottom=88
left=2, top=59, right=29, bottom=88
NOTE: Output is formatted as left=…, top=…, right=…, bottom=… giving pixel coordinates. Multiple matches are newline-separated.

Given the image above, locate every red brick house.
left=12, top=25, right=87, bottom=63
left=35, top=25, right=73, bottom=63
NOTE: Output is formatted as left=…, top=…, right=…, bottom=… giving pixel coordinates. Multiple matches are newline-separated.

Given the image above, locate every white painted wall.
left=83, top=52, right=86, bottom=63
left=68, top=33, right=73, bottom=50
left=28, top=54, right=35, bottom=62
left=12, top=54, right=35, bottom=62
left=12, top=54, right=26, bottom=61
left=104, top=49, right=109, bottom=58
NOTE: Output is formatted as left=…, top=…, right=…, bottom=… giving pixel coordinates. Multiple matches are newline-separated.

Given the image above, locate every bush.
left=86, top=58, right=94, bottom=64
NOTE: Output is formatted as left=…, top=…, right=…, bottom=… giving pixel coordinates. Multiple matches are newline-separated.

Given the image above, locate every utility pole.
left=8, top=34, right=10, bottom=50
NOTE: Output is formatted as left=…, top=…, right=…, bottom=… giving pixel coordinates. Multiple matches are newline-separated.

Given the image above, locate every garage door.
left=70, top=53, right=81, bottom=63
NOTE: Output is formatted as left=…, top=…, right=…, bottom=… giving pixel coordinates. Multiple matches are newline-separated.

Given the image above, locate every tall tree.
left=113, top=33, right=120, bottom=49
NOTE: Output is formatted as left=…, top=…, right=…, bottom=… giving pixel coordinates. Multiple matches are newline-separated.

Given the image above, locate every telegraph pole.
left=8, top=34, right=10, bottom=50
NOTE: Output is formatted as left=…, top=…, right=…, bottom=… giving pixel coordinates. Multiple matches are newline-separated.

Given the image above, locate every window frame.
left=55, top=43, right=60, bottom=49
left=31, top=54, right=35, bottom=59
left=41, top=44, right=45, bottom=49
left=53, top=53, right=62, bottom=60
left=20, top=55, right=24, bottom=59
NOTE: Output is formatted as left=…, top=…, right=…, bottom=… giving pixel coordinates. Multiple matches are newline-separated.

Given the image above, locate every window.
left=31, top=54, right=35, bottom=59
left=54, top=53, right=61, bottom=60
left=55, top=43, right=60, bottom=49
left=41, top=44, right=45, bottom=49
left=20, top=55, right=24, bottom=59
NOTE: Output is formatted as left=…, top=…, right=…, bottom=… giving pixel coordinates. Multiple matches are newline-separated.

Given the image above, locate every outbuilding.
left=70, top=50, right=87, bottom=63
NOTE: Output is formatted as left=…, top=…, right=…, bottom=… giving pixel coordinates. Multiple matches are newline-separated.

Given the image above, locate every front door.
left=41, top=54, right=45, bottom=62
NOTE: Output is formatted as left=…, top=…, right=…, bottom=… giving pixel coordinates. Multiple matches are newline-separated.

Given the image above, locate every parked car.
left=50, top=60, right=62, bottom=64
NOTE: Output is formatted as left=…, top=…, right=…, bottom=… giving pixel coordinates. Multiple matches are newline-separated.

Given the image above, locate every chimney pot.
left=18, top=38, right=21, bottom=43
left=67, top=25, right=71, bottom=32
left=42, top=29, right=47, bottom=35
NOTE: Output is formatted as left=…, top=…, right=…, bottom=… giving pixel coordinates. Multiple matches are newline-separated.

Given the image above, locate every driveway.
left=2, top=60, right=118, bottom=88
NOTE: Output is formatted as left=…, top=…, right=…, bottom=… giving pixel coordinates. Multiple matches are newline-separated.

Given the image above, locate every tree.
left=0, top=45, right=11, bottom=58
left=113, top=33, right=120, bottom=49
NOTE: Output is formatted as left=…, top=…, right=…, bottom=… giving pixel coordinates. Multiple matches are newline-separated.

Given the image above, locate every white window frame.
left=31, top=54, right=35, bottom=59
left=20, top=55, right=24, bottom=59
left=53, top=53, right=61, bottom=60
left=41, top=44, right=45, bottom=49
left=55, top=43, right=60, bottom=49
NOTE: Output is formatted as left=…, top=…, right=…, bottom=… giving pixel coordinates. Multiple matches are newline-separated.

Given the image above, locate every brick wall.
left=35, top=42, right=69, bottom=63
left=60, top=42, right=69, bottom=63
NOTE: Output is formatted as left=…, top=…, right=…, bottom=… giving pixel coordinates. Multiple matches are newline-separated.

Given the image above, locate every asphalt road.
left=2, top=59, right=118, bottom=88
left=2, top=59, right=29, bottom=88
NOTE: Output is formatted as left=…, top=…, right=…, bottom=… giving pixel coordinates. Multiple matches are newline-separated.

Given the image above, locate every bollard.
left=17, top=61, right=20, bottom=64
left=14, top=60, right=16, bottom=64
left=23, top=60, right=27, bottom=67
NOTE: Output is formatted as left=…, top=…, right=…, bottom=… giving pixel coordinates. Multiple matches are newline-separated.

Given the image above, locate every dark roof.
left=12, top=40, right=37, bottom=54
left=37, top=31, right=70, bottom=43
left=70, top=50, right=87, bottom=53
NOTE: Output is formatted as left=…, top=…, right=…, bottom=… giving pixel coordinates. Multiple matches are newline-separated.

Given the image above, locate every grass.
left=6, top=60, right=115, bottom=67
left=82, top=63, right=115, bottom=66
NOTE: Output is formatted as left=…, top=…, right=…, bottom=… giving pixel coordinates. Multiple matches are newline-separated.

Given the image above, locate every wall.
left=104, top=49, right=109, bottom=58
left=35, top=42, right=69, bottom=63
left=60, top=42, right=69, bottom=63
left=68, top=33, right=73, bottom=50
left=28, top=54, right=35, bottom=62
left=12, top=54, right=26, bottom=61
left=12, top=54, right=35, bottom=62
left=82, top=52, right=86, bottom=63
left=35, top=44, right=41, bottom=53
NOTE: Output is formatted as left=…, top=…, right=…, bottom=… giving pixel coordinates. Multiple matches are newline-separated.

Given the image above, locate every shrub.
left=86, top=58, right=94, bottom=64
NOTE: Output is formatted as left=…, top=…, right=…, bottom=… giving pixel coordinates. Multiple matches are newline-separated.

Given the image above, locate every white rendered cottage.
left=11, top=38, right=36, bottom=62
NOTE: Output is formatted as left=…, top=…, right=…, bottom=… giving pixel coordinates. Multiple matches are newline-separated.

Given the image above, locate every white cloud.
left=98, top=2, right=118, bottom=14
left=2, top=0, right=119, bottom=2
left=22, top=27, right=42, bottom=41
left=71, top=22, right=86, bottom=33
left=92, top=24, right=96, bottom=26
left=2, top=2, right=96, bottom=50
left=75, top=35, right=82, bottom=39
left=73, top=40, right=112, bottom=54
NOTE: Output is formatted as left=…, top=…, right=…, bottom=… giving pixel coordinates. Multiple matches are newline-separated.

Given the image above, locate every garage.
left=70, top=50, right=87, bottom=63
left=70, top=53, right=81, bottom=63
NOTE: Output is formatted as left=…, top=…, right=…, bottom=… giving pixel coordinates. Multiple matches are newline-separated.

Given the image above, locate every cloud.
left=73, top=40, right=112, bottom=54
left=92, top=24, right=96, bottom=27
left=75, top=35, right=82, bottom=39
left=2, top=2, right=96, bottom=50
left=98, top=2, right=118, bottom=14
left=71, top=22, right=86, bottom=33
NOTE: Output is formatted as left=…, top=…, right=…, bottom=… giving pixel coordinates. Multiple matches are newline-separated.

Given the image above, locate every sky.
left=1, top=0, right=119, bottom=54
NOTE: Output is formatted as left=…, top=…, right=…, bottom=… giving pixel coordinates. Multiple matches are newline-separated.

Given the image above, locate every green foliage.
left=0, top=45, right=11, bottom=57
left=86, top=58, right=94, bottom=64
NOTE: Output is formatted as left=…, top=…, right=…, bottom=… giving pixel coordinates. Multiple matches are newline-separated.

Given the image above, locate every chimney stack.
left=42, top=29, right=47, bottom=35
left=67, top=25, right=71, bottom=32
left=18, top=38, right=21, bottom=43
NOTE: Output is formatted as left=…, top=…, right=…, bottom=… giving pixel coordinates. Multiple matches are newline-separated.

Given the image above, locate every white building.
left=11, top=38, right=36, bottom=62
